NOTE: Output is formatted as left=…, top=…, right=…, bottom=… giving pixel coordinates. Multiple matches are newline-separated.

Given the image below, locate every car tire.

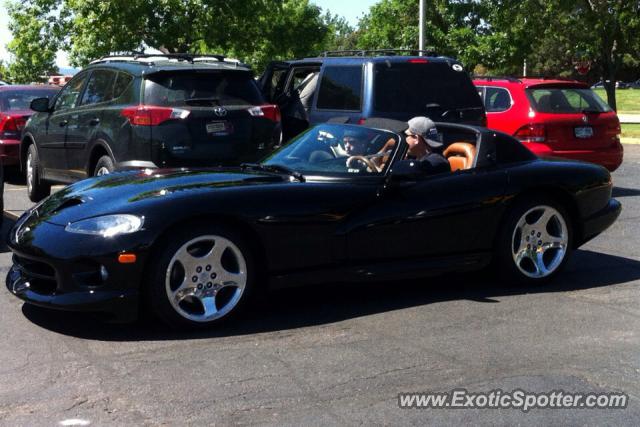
left=26, top=144, right=51, bottom=203
left=94, top=155, right=114, bottom=176
left=147, top=224, right=256, bottom=329
left=496, top=197, right=573, bottom=285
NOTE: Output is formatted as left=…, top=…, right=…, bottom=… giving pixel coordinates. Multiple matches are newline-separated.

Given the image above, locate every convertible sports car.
left=6, top=119, right=621, bottom=328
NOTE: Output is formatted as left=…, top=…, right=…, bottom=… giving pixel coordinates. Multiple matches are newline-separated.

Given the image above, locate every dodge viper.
left=6, top=119, right=621, bottom=328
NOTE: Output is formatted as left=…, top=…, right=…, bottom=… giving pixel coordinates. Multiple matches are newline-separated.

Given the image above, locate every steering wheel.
left=346, top=155, right=380, bottom=173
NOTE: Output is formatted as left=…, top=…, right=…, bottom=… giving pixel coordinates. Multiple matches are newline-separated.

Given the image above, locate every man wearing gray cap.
left=404, top=116, right=450, bottom=173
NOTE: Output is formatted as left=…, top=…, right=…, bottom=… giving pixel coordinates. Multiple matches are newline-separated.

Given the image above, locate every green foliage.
left=6, top=0, right=329, bottom=74
left=6, top=0, right=63, bottom=83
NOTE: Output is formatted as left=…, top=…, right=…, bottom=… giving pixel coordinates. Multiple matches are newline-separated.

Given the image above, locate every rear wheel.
left=148, top=225, right=255, bottom=329
left=496, top=198, right=572, bottom=285
left=93, top=155, right=114, bottom=176
left=26, top=144, right=51, bottom=202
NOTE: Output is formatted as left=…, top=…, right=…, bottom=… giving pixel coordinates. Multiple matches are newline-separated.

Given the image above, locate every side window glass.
left=269, top=69, right=287, bottom=101
left=81, top=70, right=116, bottom=105
left=54, top=74, right=87, bottom=111
left=316, top=66, right=363, bottom=111
left=485, top=87, right=511, bottom=112
left=112, top=72, right=134, bottom=100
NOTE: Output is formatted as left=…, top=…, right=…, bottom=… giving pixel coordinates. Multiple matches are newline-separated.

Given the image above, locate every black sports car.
left=6, top=119, right=621, bottom=328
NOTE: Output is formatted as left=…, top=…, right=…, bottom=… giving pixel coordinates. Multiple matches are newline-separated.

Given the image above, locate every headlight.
left=65, top=214, right=144, bottom=237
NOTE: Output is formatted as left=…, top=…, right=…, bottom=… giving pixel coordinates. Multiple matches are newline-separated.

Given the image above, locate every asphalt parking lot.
left=1, top=146, right=639, bottom=426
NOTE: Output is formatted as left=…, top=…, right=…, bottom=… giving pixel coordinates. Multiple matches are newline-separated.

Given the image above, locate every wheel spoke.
left=208, top=240, right=230, bottom=267
left=532, top=208, right=553, bottom=228
left=200, top=295, right=218, bottom=317
left=217, top=270, right=244, bottom=287
left=533, top=251, right=550, bottom=277
left=174, top=246, right=201, bottom=272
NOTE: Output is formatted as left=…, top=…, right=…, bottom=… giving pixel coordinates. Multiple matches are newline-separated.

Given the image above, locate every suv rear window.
left=144, top=71, right=264, bottom=107
left=0, top=89, right=59, bottom=111
left=373, top=62, right=482, bottom=114
left=526, top=87, right=612, bottom=113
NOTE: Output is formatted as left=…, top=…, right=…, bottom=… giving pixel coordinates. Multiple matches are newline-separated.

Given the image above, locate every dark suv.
left=23, top=54, right=282, bottom=201
left=258, top=50, right=486, bottom=140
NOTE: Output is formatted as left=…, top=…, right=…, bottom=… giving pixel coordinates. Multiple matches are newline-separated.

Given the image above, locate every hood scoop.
left=48, top=197, right=85, bottom=215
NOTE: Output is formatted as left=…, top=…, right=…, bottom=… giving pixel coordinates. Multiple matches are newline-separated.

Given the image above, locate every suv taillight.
left=121, top=105, right=190, bottom=126
left=248, top=104, right=281, bottom=122
left=514, top=124, right=546, bottom=143
left=0, top=114, right=27, bottom=139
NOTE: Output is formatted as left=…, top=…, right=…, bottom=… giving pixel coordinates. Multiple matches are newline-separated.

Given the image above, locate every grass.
left=593, top=88, right=640, bottom=114
left=621, top=124, right=640, bottom=139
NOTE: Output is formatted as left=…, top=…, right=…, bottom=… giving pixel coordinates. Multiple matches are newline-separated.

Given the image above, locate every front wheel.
left=496, top=198, right=573, bottom=285
left=26, top=144, right=51, bottom=202
left=147, top=225, right=255, bottom=329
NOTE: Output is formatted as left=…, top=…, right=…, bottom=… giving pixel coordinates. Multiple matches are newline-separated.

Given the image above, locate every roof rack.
left=90, top=53, right=248, bottom=67
left=319, top=49, right=439, bottom=58
left=472, top=75, right=522, bottom=83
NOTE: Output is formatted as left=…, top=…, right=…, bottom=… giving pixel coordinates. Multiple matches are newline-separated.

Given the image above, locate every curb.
left=621, top=138, right=640, bottom=145
left=4, top=211, right=20, bottom=220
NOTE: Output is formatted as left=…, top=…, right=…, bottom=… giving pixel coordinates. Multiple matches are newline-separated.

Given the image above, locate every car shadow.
left=19, top=249, right=640, bottom=341
left=4, top=167, right=26, bottom=186
left=612, top=186, right=640, bottom=198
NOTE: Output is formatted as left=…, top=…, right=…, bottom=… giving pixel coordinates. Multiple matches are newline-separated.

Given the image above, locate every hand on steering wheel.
left=346, top=155, right=380, bottom=173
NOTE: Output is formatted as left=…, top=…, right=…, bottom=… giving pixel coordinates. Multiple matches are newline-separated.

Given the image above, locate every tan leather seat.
left=443, top=142, right=476, bottom=171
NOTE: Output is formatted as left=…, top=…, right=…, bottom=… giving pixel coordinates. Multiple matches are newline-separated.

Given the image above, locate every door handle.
left=89, top=118, right=100, bottom=126
left=59, top=120, right=68, bottom=127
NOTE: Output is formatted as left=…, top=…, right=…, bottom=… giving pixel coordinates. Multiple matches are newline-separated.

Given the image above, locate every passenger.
left=374, top=116, right=450, bottom=173
left=343, top=131, right=369, bottom=156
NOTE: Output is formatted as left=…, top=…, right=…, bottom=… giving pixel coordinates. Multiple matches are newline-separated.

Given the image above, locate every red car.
left=0, top=85, right=60, bottom=167
left=474, top=77, right=623, bottom=171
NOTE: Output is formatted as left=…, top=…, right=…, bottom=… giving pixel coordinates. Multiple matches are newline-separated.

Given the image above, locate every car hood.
left=35, top=168, right=286, bottom=225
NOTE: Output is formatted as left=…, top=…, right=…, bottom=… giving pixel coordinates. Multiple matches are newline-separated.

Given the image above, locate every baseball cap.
left=406, top=116, right=443, bottom=148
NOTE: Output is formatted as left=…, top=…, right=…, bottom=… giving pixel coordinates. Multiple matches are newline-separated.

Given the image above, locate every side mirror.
left=30, top=97, right=51, bottom=113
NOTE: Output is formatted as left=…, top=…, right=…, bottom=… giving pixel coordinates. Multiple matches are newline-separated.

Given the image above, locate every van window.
left=316, top=66, right=362, bottom=111
left=373, top=62, right=482, bottom=115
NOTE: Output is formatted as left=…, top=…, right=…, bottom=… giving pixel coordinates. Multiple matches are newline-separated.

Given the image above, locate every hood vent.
left=49, top=197, right=85, bottom=214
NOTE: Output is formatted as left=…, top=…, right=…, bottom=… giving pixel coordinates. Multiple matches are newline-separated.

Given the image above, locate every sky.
left=0, top=0, right=378, bottom=70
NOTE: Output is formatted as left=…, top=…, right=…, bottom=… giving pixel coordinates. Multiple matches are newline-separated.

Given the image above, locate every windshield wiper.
left=241, top=163, right=305, bottom=182
left=184, top=97, right=222, bottom=106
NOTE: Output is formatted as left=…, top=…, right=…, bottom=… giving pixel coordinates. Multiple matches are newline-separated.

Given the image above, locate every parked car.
left=0, top=80, right=8, bottom=86
left=474, top=77, right=623, bottom=171
left=259, top=50, right=486, bottom=140
left=0, top=85, right=60, bottom=168
left=629, top=79, right=640, bottom=89
left=6, top=119, right=620, bottom=328
left=22, top=53, right=282, bottom=202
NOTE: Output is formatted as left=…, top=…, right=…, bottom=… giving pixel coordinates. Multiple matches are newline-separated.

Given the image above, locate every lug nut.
left=197, top=283, right=203, bottom=290
left=196, top=266, right=202, bottom=273
left=538, top=240, right=542, bottom=245
left=210, top=273, right=217, bottom=279
left=537, top=232, right=541, bottom=237
left=192, top=276, right=198, bottom=282
left=527, top=244, right=531, bottom=249
left=207, top=282, right=212, bottom=288
left=206, top=265, right=211, bottom=271
left=531, top=231, right=535, bottom=235
left=526, top=236, right=530, bottom=241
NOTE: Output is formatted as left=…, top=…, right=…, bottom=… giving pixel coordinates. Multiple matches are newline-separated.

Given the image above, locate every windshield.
left=263, top=124, right=400, bottom=177
left=526, top=87, right=612, bottom=113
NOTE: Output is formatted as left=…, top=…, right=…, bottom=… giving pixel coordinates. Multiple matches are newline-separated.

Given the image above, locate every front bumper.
left=579, top=198, right=622, bottom=246
left=5, top=213, right=148, bottom=322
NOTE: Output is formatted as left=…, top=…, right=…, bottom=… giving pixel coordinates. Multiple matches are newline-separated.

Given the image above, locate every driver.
left=343, top=131, right=369, bottom=156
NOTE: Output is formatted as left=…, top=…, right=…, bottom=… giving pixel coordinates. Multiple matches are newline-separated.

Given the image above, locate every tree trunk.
left=604, top=79, right=617, bottom=112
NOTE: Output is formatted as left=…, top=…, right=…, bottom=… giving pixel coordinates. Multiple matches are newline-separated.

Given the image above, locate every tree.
left=356, top=0, right=488, bottom=70
left=6, top=0, right=329, bottom=74
left=6, top=0, right=64, bottom=83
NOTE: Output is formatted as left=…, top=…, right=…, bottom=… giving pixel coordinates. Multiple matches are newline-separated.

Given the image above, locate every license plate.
left=574, top=126, right=593, bottom=139
left=206, top=121, right=231, bottom=135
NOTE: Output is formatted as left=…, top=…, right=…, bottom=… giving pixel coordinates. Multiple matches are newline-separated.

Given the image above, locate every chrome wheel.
left=95, top=166, right=110, bottom=176
left=511, top=205, right=568, bottom=278
left=165, top=235, right=247, bottom=322
left=26, top=152, right=34, bottom=193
